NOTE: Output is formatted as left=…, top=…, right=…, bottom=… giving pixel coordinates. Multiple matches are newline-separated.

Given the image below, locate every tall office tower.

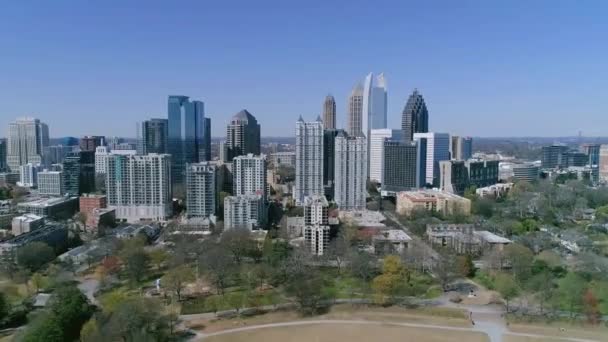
left=582, top=144, right=601, bottom=166
left=439, top=160, right=468, bottom=195
left=185, top=162, right=216, bottom=218
left=295, top=117, right=324, bottom=205
left=413, top=132, right=450, bottom=187
left=362, top=73, right=388, bottom=137
left=38, top=170, right=64, bottom=196
left=138, top=119, right=168, bottom=155
left=18, top=163, right=42, bottom=188
left=382, top=140, right=420, bottom=192
left=347, top=82, right=364, bottom=137
left=168, top=95, right=207, bottom=188
left=451, top=136, right=473, bottom=160
left=94, top=146, right=110, bottom=174
left=7, top=117, right=49, bottom=171
left=599, top=145, right=608, bottom=182
left=322, top=129, right=345, bottom=199
left=62, top=153, right=81, bottom=196
left=369, top=129, right=403, bottom=183
left=225, top=109, right=261, bottom=162
left=401, top=90, right=429, bottom=142
left=219, top=141, right=228, bottom=163
left=0, top=138, right=7, bottom=171
left=43, top=145, right=74, bottom=166
left=79, top=136, right=104, bottom=152
left=106, top=153, right=172, bottom=222
left=322, top=95, right=336, bottom=129
left=303, top=195, right=330, bottom=256
left=233, top=154, right=267, bottom=201
left=334, top=132, right=367, bottom=210
left=541, top=145, right=569, bottom=169
left=203, top=117, right=211, bottom=162
left=224, top=194, right=265, bottom=230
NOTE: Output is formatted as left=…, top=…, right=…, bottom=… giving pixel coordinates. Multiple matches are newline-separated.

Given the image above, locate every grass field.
left=204, top=323, right=489, bottom=342
left=506, top=323, right=608, bottom=342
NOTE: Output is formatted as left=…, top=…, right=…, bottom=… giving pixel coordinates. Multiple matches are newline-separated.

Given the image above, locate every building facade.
left=270, top=152, right=296, bottom=168
left=369, top=129, right=403, bottom=183
left=43, top=145, right=73, bottom=166
left=541, top=145, right=568, bottom=169
left=138, top=118, right=168, bottom=155
left=7, top=117, right=49, bottom=171
left=62, top=153, right=81, bottom=196
left=322, top=95, right=336, bottom=129
left=382, top=140, right=420, bottom=193
left=362, top=73, right=388, bottom=137
left=303, top=195, right=330, bottom=256
left=451, top=136, right=473, bottom=160
left=512, top=163, right=540, bottom=182
left=0, top=139, right=6, bottom=172
left=295, top=117, right=324, bottom=205
left=224, top=194, right=265, bottom=230
left=600, top=145, right=608, bottom=183
left=396, top=190, right=471, bottom=217
left=186, top=162, right=216, bottom=218
left=334, top=133, right=367, bottom=210
left=224, top=109, right=261, bottom=162
left=79, top=136, right=104, bottom=152
left=233, top=154, right=267, bottom=201
left=413, top=132, right=450, bottom=187
left=18, top=163, right=42, bottom=188
left=401, top=90, right=429, bottom=142
left=37, top=170, right=64, bottom=196
left=322, top=129, right=345, bottom=200
left=347, top=82, right=364, bottom=137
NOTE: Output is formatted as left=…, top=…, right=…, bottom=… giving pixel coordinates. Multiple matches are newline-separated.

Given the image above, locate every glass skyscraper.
left=401, top=90, right=429, bottom=142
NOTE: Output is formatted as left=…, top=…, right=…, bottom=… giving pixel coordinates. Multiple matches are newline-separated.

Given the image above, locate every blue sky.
left=1, top=1, right=607, bottom=138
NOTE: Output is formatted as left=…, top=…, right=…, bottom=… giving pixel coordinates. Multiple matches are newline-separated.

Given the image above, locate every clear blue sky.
left=1, top=1, right=607, bottom=138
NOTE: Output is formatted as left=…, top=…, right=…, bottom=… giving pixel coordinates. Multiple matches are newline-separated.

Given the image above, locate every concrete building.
left=451, top=136, right=473, bottom=160
left=79, top=194, right=107, bottom=216
left=347, top=82, right=364, bottom=137
left=224, top=194, right=265, bottom=230
left=137, top=118, right=168, bottom=155
left=401, top=90, right=429, bottom=142
left=224, top=109, right=261, bottom=162
left=233, top=154, right=267, bottom=201
left=185, top=162, right=216, bottom=218
left=303, top=195, right=330, bottom=256
left=7, top=117, right=49, bottom=171
left=334, top=132, right=367, bottom=210
left=12, top=214, right=44, bottom=236
left=382, top=140, right=420, bottom=193
left=582, top=143, right=601, bottom=166
left=541, top=145, right=568, bottom=169
left=512, top=163, right=540, bottom=182
left=476, top=183, right=513, bottom=198
left=426, top=224, right=511, bottom=255
left=79, top=136, right=104, bottom=152
left=372, top=229, right=412, bottom=255
left=106, top=153, right=172, bottom=222
left=17, top=197, right=79, bottom=220
left=322, top=95, right=336, bottom=129
left=295, top=117, right=324, bottom=205
left=600, top=145, right=608, bottom=183
left=369, top=129, right=403, bottom=183
left=439, top=160, right=468, bottom=195
left=322, top=129, right=345, bottom=200
left=18, top=163, right=42, bottom=188
left=396, top=189, right=471, bottom=217
left=362, top=73, right=388, bottom=137
left=0, top=223, right=67, bottom=257
left=43, top=145, right=73, bottom=166
left=413, top=132, right=450, bottom=187
left=0, top=172, right=20, bottom=186
left=270, top=152, right=296, bottom=168
left=94, top=146, right=110, bottom=174
left=37, top=170, right=63, bottom=196
left=85, top=208, right=116, bottom=234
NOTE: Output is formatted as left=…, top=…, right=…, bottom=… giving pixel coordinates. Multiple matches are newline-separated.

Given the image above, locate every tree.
left=122, top=247, right=150, bottom=283
left=494, top=273, right=519, bottom=312
left=583, top=289, right=600, bottom=324
left=74, top=212, right=87, bottom=227
left=556, top=272, right=586, bottom=317
left=504, top=243, right=534, bottom=285
left=284, top=267, right=329, bottom=315
left=457, top=254, right=475, bottom=278
left=372, top=255, right=409, bottom=305
left=16, top=242, right=55, bottom=271
left=323, top=233, right=350, bottom=272
left=162, top=265, right=194, bottom=301
left=220, top=227, right=252, bottom=263
left=434, top=253, right=457, bottom=291
left=526, top=270, right=555, bottom=315
left=0, top=292, right=8, bottom=324
left=348, top=251, right=377, bottom=282
left=199, top=245, right=237, bottom=295
left=30, top=272, right=46, bottom=293
left=226, top=292, right=246, bottom=314
left=148, top=249, right=169, bottom=270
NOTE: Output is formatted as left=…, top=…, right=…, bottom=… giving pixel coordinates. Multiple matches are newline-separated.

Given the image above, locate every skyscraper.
left=224, top=194, right=265, bottom=230
left=303, top=195, right=330, bottom=256
left=322, top=129, right=345, bottom=199
left=43, top=145, right=74, bottom=166
left=413, top=132, right=450, bottom=187
left=369, top=129, right=403, bottom=183
left=347, top=82, right=364, bottom=137
left=362, top=73, right=388, bottom=137
left=322, top=95, right=336, bottom=130
left=233, top=154, right=267, bottom=202
left=334, top=132, right=367, bottom=210
left=168, top=96, right=207, bottom=187
left=582, top=144, right=601, bottom=166
left=186, top=162, right=216, bottom=218
left=225, top=110, right=261, bottom=162
left=451, top=136, right=473, bottom=160
left=401, top=90, right=429, bottom=142
left=382, top=140, right=420, bottom=192
left=7, top=117, right=49, bottom=171
left=0, top=139, right=7, bottom=172
left=138, top=118, right=168, bottom=155
left=79, top=136, right=105, bottom=152
left=62, top=152, right=81, bottom=196
left=38, top=170, right=64, bottom=196
left=295, top=117, right=324, bottom=205
left=541, top=145, right=568, bottom=168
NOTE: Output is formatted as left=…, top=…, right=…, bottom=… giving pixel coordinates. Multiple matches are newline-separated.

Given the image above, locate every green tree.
left=148, top=249, right=169, bottom=270
left=556, top=272, right=586, bottom=317
left=199, top=245, right=237, bottom=295
left=0, top=292, right=8, bottom=323
left=162, top=265, right=195, bottom=301
left=372, top=255, right=408, bottom=305
left=494, top=273, right=519, bottom=312
left=457, top=254, right=475, bottom=277
left=16, top=242, right=55, bottom=271
left=122, top=247, right=150, bottom=283
left=504, top=243, right=534, bottom=284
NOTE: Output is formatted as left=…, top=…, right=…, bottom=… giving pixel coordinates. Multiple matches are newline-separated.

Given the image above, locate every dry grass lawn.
left=205, top=323, right=489, bottom=342
left=507, top=323, right=608, bottom=342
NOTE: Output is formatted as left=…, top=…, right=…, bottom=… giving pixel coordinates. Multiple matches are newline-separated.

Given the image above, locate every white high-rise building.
left=95, top=146, right=110, bottom=174
left=362, top=73, right=388, bottom=137
left=233, top=154, right=267, bottom=201
left=334, top=132, right=367, bottom=210
left=7, top=117, right=49, bottom=171
left=106, top=153, right=172, bottom=222
left=18, top=163, right=42, bottom=188
left=413, top=132, right=450, bottom=186
left=600, top=145, right=608, bottom=183
left=295, top=117, right=324, bottom=205
left=38, top=170, right=64, bottom=196
left=347, top=83, right=364, bottom=137
left=303, top=195, right=330, bottom=256
left=186, top=162, right=216, bottom=218
left=369, top=129, right=403, bottom=183
left=224, top=194, right=265, bottom=230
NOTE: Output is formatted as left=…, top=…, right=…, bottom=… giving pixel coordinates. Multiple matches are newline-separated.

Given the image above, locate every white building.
left=413, top=132, right=450, bottom=186
left=18, top=163, right=42, bottom=188
left=369, top=129, right=403, bottom=183
left=37, top=170, right=64, bottom=196
left=185, top=162, right=216, bottom=218
left=294, top=117, right=324, bottom=205
left=270, top=152, right=296, bottom=168
left=334, top=132, right=367, bottom=210
left=362, top=73, right=388, bottom=137
left=450, top=136, right=473, bottom=160
left=233, top=154, right=267, bottom=201
left=106, top=153, right=172, bottom=222
left=224, top=194, right=265, bottom=230
left=95, top=146, right=136, bottom=175
left=303, top=195, right=330, bottom=256
left=600, top=145, right=608, bottom=183
left=7, top=117, right=49, bottom=172
left=12, top=214, right=44, bottom=236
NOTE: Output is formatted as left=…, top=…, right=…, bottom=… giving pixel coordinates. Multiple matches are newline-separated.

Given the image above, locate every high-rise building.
left=369, top=129, right=403, bottom=183
left=401, top=90, right=429, bottom=142
left=168, top=95, right=208, bottom=187
left=270, top=152, right=296, bottom=168
left=95, top=146, right=110, bottom=174
left=599, top=145, right=608, bottom=183
left=582, top=144, right=601, bottom=166
left=295, top=117, right=324, bottom=205
left=303, top=195, right=330, bottom=256
left=203, top=117, right=211, bottom=163
left=334, top=132, right=367, bottom=210
left=18, top=163, right=42, bottom=188
left=466, top=159, right=499, bottom=188
left=563, top=150, right=588, bottom=167
left=62, top=152, right=81, bottom=196
left=541, top=145, right=568, bottom=169
left=362, top=73, right=388, bottom=137
left=224, top=194, right=265, bottom=230
left=79, top=136, right=104, bottom=152
left=38, top=170, right=64, bottom=196
left=322, top=95, right=336, bottom=130
left=512, top=163, right=540, bottom=182
left=233, top=154, right=267, bottom=201
left=382, top=140, right=420, bottom=193
left=322, top=129, right=345, bottom=199
left=186, top=162, right=216, bottom=218
left=225, top=109, right=261, bottom=162
left=138, top=119, right=168, bottom=155
left=347, top=82, right=364, bottom=137
left=7, top=117, right=49, bottom=171
left=440, top=159, right=499, bottom=195
left=43, top=145, right=74, bottom=166
left=451, top=136, right=473, bottom=160
left=0, top=139, right=7, bottom=172
left=413, top=132, right=450, bottom=187
left=106, top=153, right=172, bottom=222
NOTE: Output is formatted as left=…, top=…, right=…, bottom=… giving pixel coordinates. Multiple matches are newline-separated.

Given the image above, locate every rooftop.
left=13, top=214, right=44, bottom=223
left=373, top=229, right=412, bottom=242
left=17, top=196, right=78, bottom=208
left=474, top=231, right=512, bottom=244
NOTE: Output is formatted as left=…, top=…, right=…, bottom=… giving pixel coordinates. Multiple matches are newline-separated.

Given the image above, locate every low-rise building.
left=0, top=172, right=20, bottom=186
left=426, top=223, right=511, bottom=254
left=372, top=229, right=412, bottom=255
left=11, top=214, right=44, bottom=236
left=0, top=223, right=68, bottom=257
left=79, top=194, right=107, bottom=216
left=85, top=208, right=116, bottom=235
left=112, top=224, right=161, bottom=240
left=37, top=170, right=64, bottom=196
left=475, top=183, right=513, bottom=198
left=396, top=190, right=471, bottom=217
left=17, top=197, right=79, bottom=220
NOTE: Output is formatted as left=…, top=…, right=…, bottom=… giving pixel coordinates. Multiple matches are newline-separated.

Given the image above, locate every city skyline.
left=1, top=2, right=607, bottom=138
